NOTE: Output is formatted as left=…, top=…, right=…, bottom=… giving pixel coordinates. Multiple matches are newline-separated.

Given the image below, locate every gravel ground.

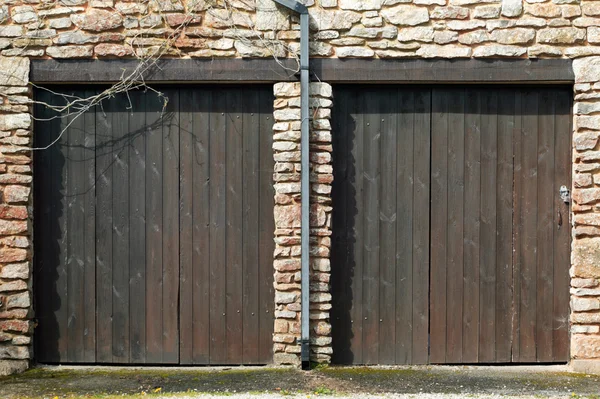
left=1, top=365, right=599, bottom=399
left=154, top=394, right=584, bottom=399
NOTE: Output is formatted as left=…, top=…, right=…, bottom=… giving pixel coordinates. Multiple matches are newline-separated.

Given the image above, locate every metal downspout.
left=272, top=0, right=311, bottom=370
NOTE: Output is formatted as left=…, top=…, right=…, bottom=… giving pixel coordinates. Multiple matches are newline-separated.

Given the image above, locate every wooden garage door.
left=34, top=86, right=275, bottom=365
left=331, top=85, right=572, bottom=365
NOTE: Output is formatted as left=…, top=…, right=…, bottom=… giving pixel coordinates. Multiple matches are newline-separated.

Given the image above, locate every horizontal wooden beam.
left=31, top=58, right=574, bottom=84
left=311, top=58, right=574, bottom=83
left=30, top=58, right=300, bottom=83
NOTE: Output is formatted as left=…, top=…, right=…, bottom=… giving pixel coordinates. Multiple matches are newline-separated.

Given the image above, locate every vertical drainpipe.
left=272, top=0, right=311, bottom=370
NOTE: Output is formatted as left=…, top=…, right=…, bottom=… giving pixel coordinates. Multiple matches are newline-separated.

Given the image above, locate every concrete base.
left=0, top=360, right=28, bottom=376
left=570, top=360, right=600, bottom=375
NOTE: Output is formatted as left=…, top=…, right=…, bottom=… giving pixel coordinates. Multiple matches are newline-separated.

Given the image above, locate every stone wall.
left=272, top=82, right=333, bottom=365
left=1, top=0, right=600, bottom=59
left=570, top=58, right=600, bottom=372
left=0, top=57, right=32, bottom=376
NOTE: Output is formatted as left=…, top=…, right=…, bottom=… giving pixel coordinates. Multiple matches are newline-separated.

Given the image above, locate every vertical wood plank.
left=96, top=95, right=114, bottom=363
left=129, top=89, right=146, bottom=364
left=412, top=89, right=430, bottom=365
left=112, top=93, right=131, bottom=363
left=430, top=88, right=449, bottom=364
left=193, top=88, right=212, bottom=363
left=536, top=88, right=555, bottom=362
left=179, top=89, right=194, bottom=365
left=495, top=89, right=515, bottom=363
left=378, top=89, right=397, bottom=365
left=209, top=88, right=228, bottom=364
left=350, top=87, right=364, bottom=364
left=83, top=90, right=97, bottom=363
left=242, top=88, right=261, bottom=364
left=446, top=88, right=465, bottom=364
left=226, top=88, right=244, bottom=364
left=512, top=90, right=524, bottom=363
left=66, top=94, right=86, bottom=363
left=479, top=90, right=498, bottom=363
left=518, top=89, right=539, bottom=362
left=395, top=89, right=414, bottom=365
left=362, top=88, right=380, bottom=365
left=463, top=89, right=481, bottom=363
left=552, top=88, right=571, bottom=362
left=162, top=89, right=180, bottom=364
left=145, top=91, right=164, bottom=363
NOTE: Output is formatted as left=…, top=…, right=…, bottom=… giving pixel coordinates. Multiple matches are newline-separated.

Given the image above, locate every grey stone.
left=416, top=44, right=471, bottom=58
left=0, top=57, right=29, bottom=87
left=381, top=5, right=429, bottom=26
left=474, top=5, right=501, bottom=18
left=55, top=32, right=99, bottom=45
left=339, top=0, right=383, bottom=10
left=0, top=26, right=23, bottom=37
left=336, top=46, right=375, bottom=57
left=490, top=28, right=536, bottom=44
left=447, top=20, right=486, bottom=30
left=502, top=0, right=523, bottom=16
left=574, top=57, right=600, bottom=83
left=0, top=263, right=29, bottom=280
left=458, top=30, right=491, bottom=44
left=310, top=9, right=361, bottom=30
left=528, top=45, right=562, bottom=57
left=5, top=292, right=30, bottom=309
left=434, top=30, right=459, bottom=44
left=11, top=6, right=37, bottom=24
left=0, top=345, right=30, bottom=360
left=397, top=26, right=434, bottom=42
left=538, top=27, right=586, bottom=44
left=430, top=6, right=469, bottom=19
left=46, top=45, right=94, bottom=58
left=48, top=18, right=73, bottom=29
left=0, top=360, right=28, bottom=376
left=472, top=44, right=526, bottom=57
left=0, top=114, right=31, bottom=130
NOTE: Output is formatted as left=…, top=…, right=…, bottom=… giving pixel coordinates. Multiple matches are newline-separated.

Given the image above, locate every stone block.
left=572, top=237, right=600, bottom=278
left=0, top=58, right=29, bottom=87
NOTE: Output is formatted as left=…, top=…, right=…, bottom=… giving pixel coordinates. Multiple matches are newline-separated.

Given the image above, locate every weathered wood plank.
left=430, top=88, right=449, bottom=364
left=31, top=59, right=574, bottom=83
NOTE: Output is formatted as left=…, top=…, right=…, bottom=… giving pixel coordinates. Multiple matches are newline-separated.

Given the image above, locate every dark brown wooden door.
left=331, top=85, right=572, bottom=365
left=34, top=86, right=274, bottom=365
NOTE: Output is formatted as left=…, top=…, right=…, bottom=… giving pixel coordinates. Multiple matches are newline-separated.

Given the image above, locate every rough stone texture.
left=0, top=57, right=32, bottom=375
left=272, top=82, right=333, bottom=365
left=572, top=66, right=600, bottom=367
left=0, top=0, right=597, bottom=59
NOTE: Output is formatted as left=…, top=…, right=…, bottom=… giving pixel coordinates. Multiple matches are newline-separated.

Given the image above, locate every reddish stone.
left=0, top=206, right=27, bottom=220
left=3, top=156, right=31, bottom=165
left=95, top=43, right=134, bottom=57
left=0, top=309, right=27, bottom=319
left=572, top=334, right=600, bottom=358
left=0, top=175, right=31, bottom=184
left=174, top=37, right=207, bottom=49
left=0, top=220, right=27, bottom=235
left=0, top=280, right=27, bottom=292
left=71, top=9, right=123, bottom=32
left=166, top=14, right=202, bottom=27
left=3, top=186, right=30, bottom=204
left=0, top=320, right=29, bottom=334
left=0, top=248, right=27, bottom=263
left=98, top=33, right=127, bottom=43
